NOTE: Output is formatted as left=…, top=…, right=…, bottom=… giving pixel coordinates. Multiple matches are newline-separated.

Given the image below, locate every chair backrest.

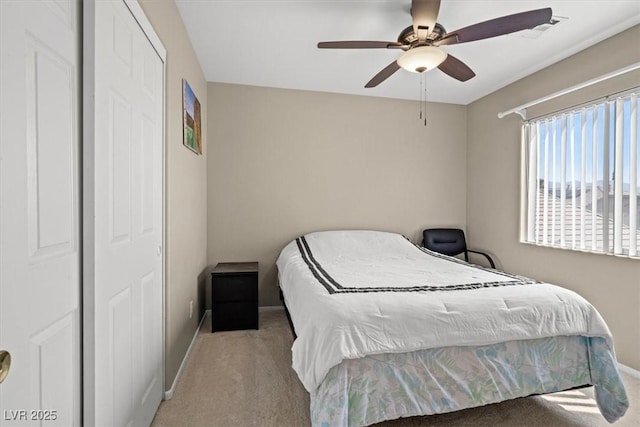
left=422, top=228, right=467, bottom=257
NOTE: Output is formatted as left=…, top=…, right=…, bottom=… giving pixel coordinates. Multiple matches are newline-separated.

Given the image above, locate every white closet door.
left=0, top=1, right=81, bottom=426
left=85, top=1, right=165, bottom=426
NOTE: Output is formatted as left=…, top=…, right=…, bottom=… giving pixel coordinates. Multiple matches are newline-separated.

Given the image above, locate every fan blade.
left=318, top=41, right=405, bottom=49
left=435, top=8, right=552, bottom=46
left=411, top=0, right=441, bottom=41
left=365, top=60, right=401, bottom=88
left=438, top=54, right=475, bottom=82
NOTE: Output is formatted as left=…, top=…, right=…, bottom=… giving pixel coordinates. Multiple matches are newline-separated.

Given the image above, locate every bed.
left=275, top=230, right=629, bottom=427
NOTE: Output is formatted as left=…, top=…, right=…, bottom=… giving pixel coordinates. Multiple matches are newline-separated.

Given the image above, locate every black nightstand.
left=211, top=262, right=258, bottom=332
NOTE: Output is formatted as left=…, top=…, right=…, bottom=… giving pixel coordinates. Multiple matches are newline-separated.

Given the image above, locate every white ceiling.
left=175, top=1, right=640, bottom=105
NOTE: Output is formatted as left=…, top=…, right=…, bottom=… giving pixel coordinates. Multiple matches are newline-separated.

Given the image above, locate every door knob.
left=0, top=350, right=11, bottom=384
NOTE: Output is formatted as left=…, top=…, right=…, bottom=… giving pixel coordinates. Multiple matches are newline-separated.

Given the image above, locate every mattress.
left=276, top=230, right=628, bottom=426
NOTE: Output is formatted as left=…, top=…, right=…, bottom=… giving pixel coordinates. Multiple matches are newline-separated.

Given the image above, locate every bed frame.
left=279, top=287, right=297, bottom=339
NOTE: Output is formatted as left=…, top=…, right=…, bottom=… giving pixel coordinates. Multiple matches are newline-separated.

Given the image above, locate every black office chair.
left=422, top=228, right=496, bottom=268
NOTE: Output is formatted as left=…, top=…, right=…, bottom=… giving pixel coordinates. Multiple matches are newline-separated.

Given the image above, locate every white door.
left=84, top=1, right=165, bottom=426
left=0, top=0, right=81, bottom=426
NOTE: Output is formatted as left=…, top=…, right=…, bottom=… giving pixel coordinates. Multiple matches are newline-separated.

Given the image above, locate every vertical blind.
left=521, top=89, right=639, bottom=258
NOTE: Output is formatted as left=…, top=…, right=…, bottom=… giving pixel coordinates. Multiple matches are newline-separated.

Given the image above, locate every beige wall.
left=467, top=25, right=640, bottom=371
left=207, top=83, right=468, bottom=306
left=139, top=0, right=208, bottom=388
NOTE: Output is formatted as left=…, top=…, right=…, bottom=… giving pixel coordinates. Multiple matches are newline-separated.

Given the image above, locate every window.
left=521, top=89, right=639, bottom=258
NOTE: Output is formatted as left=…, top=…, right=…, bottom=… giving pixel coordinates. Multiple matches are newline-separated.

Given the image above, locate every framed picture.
left=182, top=79, right=202, bottom=155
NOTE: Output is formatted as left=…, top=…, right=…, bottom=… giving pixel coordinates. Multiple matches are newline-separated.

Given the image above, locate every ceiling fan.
left=317, top=0, right=553, bottom=88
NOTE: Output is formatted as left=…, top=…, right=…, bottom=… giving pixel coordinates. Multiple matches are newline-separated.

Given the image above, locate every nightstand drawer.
left=212, top=301, right=258, bottom=331
left=212, top=274, right=257, bottom=302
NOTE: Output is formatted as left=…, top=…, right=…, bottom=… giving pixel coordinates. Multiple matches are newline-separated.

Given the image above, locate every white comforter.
left=276, top=230, right=613, bottom=394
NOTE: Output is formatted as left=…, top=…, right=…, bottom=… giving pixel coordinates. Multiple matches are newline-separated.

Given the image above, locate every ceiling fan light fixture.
left=397, top=46, right=447, bottom=73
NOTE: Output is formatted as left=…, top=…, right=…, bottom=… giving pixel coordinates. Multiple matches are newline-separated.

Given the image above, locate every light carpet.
left=151, top=310, right=639, bottom=427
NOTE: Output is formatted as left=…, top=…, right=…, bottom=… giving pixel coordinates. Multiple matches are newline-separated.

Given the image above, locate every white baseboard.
left=259, top=305, right=284, bottom=312
left=163, top=309, right=210, bottom=400
left=618, top=363, right=640, bottom=380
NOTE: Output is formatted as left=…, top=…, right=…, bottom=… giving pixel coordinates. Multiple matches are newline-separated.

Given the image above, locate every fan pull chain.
left=419, top=73, right=423, bottom=121
left=418, top=72, right=427, bottom=126
left=423, top=72, right=427, bottom=126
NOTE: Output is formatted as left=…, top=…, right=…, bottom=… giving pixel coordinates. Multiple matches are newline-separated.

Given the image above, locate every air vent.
left=510, top=16, right=567, bottom=39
